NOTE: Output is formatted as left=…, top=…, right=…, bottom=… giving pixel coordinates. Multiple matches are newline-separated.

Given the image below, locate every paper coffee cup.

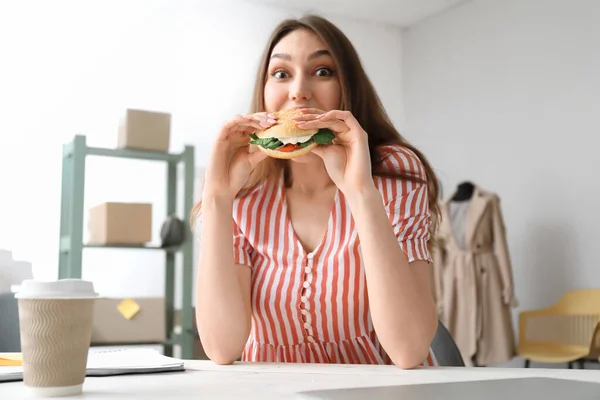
left=15, top=279, right=98, bottom=397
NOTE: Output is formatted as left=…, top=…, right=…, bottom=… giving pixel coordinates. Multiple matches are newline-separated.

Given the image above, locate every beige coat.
left=432, top=186, right=517, bottom=366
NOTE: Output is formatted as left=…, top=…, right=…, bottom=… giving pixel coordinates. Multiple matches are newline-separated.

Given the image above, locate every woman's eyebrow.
left=308, top=49, right=331, bottom=60
left=270, top=49, right=331, bottom=61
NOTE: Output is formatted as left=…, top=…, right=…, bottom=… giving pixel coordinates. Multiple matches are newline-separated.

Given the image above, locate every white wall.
left=402, top=0, right=600, bottom=349
left=0, top=0, right=404, bottom=307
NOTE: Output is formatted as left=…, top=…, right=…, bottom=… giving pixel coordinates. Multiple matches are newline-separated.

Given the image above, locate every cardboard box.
left=87, top=202, right=152, bottom=245
left=91, top=297, right=165, bottom=344
left=118, top=108, right=171, bottom=152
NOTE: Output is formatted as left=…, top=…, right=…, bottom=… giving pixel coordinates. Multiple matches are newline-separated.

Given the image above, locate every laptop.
left=296, top=377, right=600, bottom=400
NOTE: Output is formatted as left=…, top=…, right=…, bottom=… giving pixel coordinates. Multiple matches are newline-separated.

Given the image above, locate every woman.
left=194, top=14, right=441, bottom=369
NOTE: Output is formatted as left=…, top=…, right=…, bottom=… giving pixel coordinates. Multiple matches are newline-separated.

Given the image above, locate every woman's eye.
left=315, top=68, right=334, bottom=77
left=272, top=70, right=289, bottom=79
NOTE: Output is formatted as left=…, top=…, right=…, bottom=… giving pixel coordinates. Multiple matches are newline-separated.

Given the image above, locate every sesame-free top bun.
left=255, top=108, right=318, bottom=139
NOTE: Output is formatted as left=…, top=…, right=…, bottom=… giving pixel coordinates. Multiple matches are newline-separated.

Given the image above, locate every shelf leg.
left=164, top=160, right=177, bottom=357
left=164, top=252, right=175, bottom=357
left=180, top=145, right=195, bottom=360
left=58, top=135, right=87, bottom=279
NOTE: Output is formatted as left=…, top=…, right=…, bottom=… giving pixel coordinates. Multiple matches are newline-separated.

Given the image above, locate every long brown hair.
left=193, top=14, right=441, bottom=247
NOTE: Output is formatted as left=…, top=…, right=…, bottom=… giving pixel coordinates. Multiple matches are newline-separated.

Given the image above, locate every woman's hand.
left=293, top=109, right=375, bottom=195
left=203, top=113, right=276, bottom=200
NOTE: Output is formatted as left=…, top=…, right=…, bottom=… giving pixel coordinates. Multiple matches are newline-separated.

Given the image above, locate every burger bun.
left=255, top=108, right=318, bottom=139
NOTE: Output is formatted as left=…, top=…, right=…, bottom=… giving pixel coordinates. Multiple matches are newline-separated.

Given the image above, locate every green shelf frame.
left=57, top=134, right=196, bottom=359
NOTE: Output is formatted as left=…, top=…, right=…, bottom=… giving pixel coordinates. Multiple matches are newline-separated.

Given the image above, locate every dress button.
left=303, top=281, right=310, bottom=289
left=307, top=253, right=314, bottom=259
left=307, top=336, right=316, bottom=343
left=301, top=309, right=308, bottom=315
left=304, top=322, right=310, bottom=329
left=304, top=267, right=311, bottom=274
left=301, top=296, right=308, bottom=303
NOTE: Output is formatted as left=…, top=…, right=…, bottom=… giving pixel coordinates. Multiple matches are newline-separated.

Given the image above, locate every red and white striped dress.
left=229, top=144, right=437, bottom=366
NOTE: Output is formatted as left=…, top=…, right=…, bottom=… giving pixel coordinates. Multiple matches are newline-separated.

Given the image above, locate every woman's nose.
left=289, top=78, right=311, bottom=101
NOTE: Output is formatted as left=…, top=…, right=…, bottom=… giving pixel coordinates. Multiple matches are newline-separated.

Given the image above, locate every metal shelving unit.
left=57, top=134, right=195, bottom=359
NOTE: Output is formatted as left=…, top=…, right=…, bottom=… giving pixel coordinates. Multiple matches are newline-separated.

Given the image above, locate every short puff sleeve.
left=377, top=145, right=433, bottom=263
left=232, top=219, right=253, bottom=267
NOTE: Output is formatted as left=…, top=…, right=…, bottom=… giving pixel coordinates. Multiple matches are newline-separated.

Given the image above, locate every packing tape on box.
left=117, top=298, right=141, bottom=320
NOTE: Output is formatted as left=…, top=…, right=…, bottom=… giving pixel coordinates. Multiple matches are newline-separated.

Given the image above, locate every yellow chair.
left=517, top=289, right=600, bottom=369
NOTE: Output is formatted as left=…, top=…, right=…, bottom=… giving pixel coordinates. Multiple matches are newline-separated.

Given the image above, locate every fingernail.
left=267, top=118, right=277, bottom=123
left=316, top=114, right=324, bottom=119
left=267, top=113, right=277, bottom=118
left=260, top=120, right=271, bottom=127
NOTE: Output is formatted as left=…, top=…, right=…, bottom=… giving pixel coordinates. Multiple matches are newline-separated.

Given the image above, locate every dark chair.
left=0, top=292, right=21, bottom=352
left=431, top=319, right=465, bottom=366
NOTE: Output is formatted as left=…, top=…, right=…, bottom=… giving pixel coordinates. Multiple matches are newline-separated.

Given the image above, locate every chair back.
left=0, top=292, right=21, bottom=352
left=431, top=320, right=465, bottom=366
left=554, top=289, right=600, bottom=314
left=519, top=289, right=600, bottom=352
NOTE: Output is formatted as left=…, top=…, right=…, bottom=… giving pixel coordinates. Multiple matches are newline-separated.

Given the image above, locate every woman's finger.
left=250, top=111, right=278, bottom=120
left=221, top=114, right=251, bottom=132
left=222, top=125, right=259, bottom=140
left=245, top=112, right=278, bottom=128
left=291, top=113, right=321, bottom=122
left=228, top=124, right=261, bottom=140
left=295, top=118, right=348, bottom=134
left=297, top=107, right=326, bottom=115
left=245, top=111, right=276, bottom=119
left=320, top=110, right=362, bottom=131
left=242, top=119, right=270, bottom=131
left=225, top=116, right=273, bottom=136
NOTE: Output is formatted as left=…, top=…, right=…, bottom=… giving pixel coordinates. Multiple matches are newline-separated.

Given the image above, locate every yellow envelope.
left=0, top=353, right=22, bottom=366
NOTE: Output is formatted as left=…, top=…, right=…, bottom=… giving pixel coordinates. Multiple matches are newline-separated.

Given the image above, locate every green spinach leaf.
left=249, top=133, right=283, bottom=149
left=312, top=129, right=335, bottom=145
left=298, top=138, right=314, bottom=147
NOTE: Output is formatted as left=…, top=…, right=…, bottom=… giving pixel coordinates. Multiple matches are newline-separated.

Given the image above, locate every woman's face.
left=264, top=29, right=341, bottom=114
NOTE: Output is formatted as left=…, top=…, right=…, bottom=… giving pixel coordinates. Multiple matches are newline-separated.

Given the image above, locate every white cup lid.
left=15, top=279, right=98, bottom=299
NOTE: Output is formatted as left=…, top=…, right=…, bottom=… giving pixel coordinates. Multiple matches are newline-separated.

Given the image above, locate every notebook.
left=0, top=348, right=185, bottom=383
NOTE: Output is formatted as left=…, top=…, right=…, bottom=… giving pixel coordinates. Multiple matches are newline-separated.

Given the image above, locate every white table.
left=2, top=360, right=600, bottom=399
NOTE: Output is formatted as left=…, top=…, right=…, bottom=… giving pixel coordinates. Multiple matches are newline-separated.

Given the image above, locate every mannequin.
left=433, top=183, right=517, bottom=367
left=451, top=181, right=475, bottom=201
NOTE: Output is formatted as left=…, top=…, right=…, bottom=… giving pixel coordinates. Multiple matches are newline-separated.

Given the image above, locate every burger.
left=249, top=108, right=335, bottom=159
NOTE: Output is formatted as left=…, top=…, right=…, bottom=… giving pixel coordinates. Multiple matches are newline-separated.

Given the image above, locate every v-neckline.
left=279, top=172, right=339, bottom=258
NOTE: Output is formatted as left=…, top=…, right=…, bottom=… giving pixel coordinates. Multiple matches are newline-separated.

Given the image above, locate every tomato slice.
left=278, top=144, right=301, bottom=152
